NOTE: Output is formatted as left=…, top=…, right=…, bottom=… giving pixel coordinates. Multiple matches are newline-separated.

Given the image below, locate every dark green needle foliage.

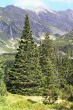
left=39, top=33, right=58, bottom=103
left=7, top=15, right=42, bottom=95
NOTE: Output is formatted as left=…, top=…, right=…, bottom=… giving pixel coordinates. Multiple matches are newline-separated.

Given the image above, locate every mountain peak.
left=33, top=6, right=56, bottom=14
left=5, top=5, right=14, bottom=8
left=65, top=9, right=73, bottom=13
left=66, top=9, right=73, bottom=11
left=33, top=6, right=47, bottom=13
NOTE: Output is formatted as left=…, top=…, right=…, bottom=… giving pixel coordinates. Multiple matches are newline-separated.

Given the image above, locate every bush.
left=43, top=88, right=58, bottom=104
left=61, top=85, right=73, bottom=101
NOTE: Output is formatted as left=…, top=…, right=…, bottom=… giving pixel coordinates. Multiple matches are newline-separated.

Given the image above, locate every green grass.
left=0, top=93, right=73, bottom=110
left=0, top=93, right=47, bottom=110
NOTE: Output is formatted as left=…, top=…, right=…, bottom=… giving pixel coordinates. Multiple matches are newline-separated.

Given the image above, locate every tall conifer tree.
left=39, top=33, right=58, bottom=103
left=7, top=15, right=42, bottom=95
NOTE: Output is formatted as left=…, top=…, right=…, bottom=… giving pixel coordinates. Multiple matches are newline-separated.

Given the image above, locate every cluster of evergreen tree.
left=56, top=54, right=73, bottom=100
left=39, top=33, right=59, bottom=103
left=5, top=15, right=73, bottom=103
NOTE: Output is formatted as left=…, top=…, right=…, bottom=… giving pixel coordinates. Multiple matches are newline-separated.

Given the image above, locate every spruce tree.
left=39, top=33, right=58, bottom=103
left=57, top=54, right=71, bottom=88
left=7, top=15, right=42, bottom=95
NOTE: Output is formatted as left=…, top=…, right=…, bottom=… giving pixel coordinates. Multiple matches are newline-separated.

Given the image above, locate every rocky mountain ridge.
left=0, top=5, right=73, bottom=40
left=0, top=5, right=73, bottom=53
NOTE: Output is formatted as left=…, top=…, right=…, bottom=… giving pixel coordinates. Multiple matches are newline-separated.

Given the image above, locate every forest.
left=0, top=15, right=73, bottom=110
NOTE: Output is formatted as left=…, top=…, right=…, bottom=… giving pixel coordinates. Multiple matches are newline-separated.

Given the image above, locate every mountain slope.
left=0, top=5, right=73, bottom=40
left=0, top=5, right=73, bottom=53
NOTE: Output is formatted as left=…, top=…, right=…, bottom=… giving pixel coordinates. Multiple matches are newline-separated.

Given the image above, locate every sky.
left=0, top=0, right=73, bottom=11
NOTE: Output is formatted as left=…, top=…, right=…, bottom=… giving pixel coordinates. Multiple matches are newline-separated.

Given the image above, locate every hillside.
left=0, top=38, right=18, bottom=54
left=0, top=31, right=73, bottom=54
left=0, top=5, right=73, bottom=40
left=0, top=34, right=57, bottom=53
left=0, top=5, right=73, bottom=54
